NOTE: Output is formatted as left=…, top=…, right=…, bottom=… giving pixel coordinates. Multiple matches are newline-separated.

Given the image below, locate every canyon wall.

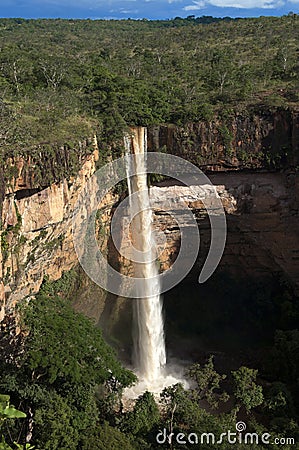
left=1, top=109, right=298, bottom=328
left=148, top=108, right=299, bottom=171
left=150, top=172, right=299, bottom=295
left=0, top=142, right=105, bottom=318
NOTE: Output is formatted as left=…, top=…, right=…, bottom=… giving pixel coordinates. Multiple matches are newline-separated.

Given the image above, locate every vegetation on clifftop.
left=0, top=15, right=298, bottom=186
left=0, top=15, right=299, bottom=449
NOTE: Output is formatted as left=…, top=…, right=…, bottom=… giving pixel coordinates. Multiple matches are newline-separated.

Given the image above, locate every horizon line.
left=0, top=12, right=297, bottom=21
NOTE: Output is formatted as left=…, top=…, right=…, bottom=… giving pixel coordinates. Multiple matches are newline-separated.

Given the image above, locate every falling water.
left=124, top=127, right=166, bottom=385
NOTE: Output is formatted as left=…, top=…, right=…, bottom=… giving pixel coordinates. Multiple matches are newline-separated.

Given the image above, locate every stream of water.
left=124, top=127, right=166, bottom=383
left=124, top=127, right=188, bottom=397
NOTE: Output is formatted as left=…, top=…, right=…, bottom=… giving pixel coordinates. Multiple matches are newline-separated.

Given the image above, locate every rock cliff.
left=150, top=172, right=299, bottom=295
left=148, top=108, right=299, bottom=171
left=1, top=143, right=101, bottom=317
left=1, top=110, right=298, bottom=328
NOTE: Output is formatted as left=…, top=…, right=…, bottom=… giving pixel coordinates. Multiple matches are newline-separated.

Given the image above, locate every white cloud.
left=184, top=0, right=286, bottom=9
left=5, top=0, right=295, bottom=9
left=184, top=0, right=205, bottom=8
left=3, top=0, right=296, bottom=16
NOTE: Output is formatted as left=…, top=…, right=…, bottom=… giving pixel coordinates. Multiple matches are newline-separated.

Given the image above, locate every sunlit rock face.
left=1, top=147, right=101, bottom=312
left=149, top=172, right=299, bottom=296
left=1, top=111, right=298, bottom=329
left=1, top=163, right=298, bottom=326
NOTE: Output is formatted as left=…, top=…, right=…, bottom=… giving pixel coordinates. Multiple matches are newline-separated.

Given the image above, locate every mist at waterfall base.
left=123, top=128, right=189, bottom=398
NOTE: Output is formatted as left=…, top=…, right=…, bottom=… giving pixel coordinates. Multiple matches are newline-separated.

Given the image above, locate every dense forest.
left=1, top=271, right=299, bottom=449
left=0, top=15, right=298, bottom=170
left=0, top=15, right=299, bottom=449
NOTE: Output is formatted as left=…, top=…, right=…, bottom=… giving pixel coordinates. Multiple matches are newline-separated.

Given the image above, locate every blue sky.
left=0, top=0, right=298, bottom=20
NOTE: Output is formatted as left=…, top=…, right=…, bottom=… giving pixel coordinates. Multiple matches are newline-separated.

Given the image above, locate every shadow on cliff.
left=164, top=270, right=297, bottom=365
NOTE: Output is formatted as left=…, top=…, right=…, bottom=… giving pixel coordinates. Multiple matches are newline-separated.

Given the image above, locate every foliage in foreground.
left=0, top=395, right=30, bottom=450
left=0, top=280, right=136, bottom=449
left=0, top=270, right=299, bottom=448
left=116, top=354, right=298, bottom=449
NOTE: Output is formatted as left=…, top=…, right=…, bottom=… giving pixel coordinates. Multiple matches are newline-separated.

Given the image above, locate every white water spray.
left=124, top=127, right=166, bottom=385
left=123, top=127, right=189, bottom=398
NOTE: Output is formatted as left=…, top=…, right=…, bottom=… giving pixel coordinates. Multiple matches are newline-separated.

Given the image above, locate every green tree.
left=21, top=292, right=135, bottom=387
left=120, top=391, right=159, bottom=437
left=81, top=421, right=136, bottom=450
left=188, top=355, right=229, bottom=409
left=232, top=367, right=263, bottom=412
left=0, top=282, right=136, bottom=449
left=208, top=49, right=235, bottom=97
left=0, top=394, right=27, bottom=450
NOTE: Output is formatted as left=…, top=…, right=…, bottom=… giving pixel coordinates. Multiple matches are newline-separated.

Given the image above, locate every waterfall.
left=124, top=127, right=166, bottom=384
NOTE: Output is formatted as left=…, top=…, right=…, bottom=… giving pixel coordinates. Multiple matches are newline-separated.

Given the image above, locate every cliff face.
left=4, top=139, right=97, bottom=194
left=0, top=145, right=101, bottom=317
left=150, top=172, right=299, bottom=294
left=1, top=110, right=298, bottom=328
left=148, top=108, right=299, bottom=171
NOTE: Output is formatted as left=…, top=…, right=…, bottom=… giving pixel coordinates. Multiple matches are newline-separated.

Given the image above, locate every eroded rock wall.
left=150, top=173, right=299, bottom=295
left=1, top=111, right=299, bottom=328
left=148, top=108, right=299, bottom=171
left=1, top=146, right=105, bottom=313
